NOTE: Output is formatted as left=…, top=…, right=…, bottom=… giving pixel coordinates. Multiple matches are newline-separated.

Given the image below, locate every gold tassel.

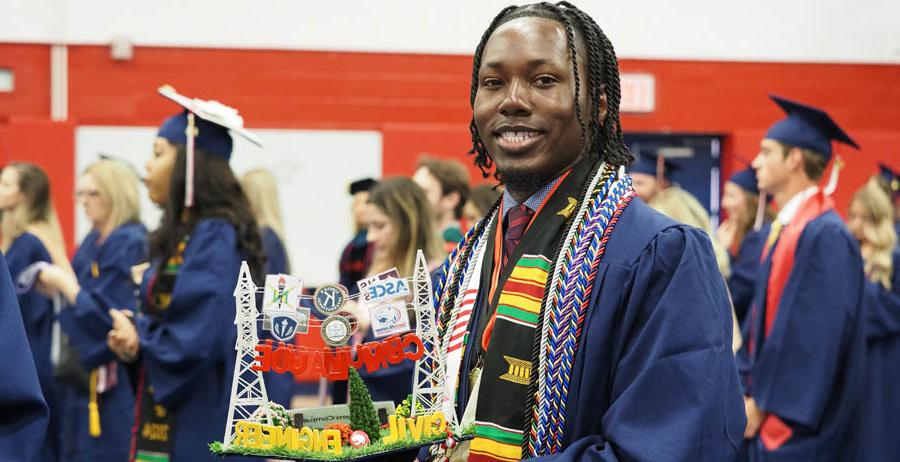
left=89, top=369, right=101, bottom=437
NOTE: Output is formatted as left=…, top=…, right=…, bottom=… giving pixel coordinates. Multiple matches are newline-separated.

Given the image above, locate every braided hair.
left=468, top=2, right=634, bottom=178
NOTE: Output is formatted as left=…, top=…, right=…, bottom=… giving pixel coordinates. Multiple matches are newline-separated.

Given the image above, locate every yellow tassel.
left=89, top=370, right=101, bottom=437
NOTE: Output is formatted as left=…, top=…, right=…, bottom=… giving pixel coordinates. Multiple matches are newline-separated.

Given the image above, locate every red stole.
left=758, top=190, right=833, bottom=451
left=764, top=191, right=833, bottom=337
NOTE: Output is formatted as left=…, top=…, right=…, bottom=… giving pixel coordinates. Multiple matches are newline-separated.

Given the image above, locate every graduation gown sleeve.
left=58, top=224, right=147, bottom=368
left=262, top=226, right=288, bottom=275
left=136, top=219, right=238, bottom=408
left=728, top=224, right=768, bottom=324
left=748, top=219, right=864, bottom=431
left=534, top=225, right=745, bottom=461
left=0, top=252, right=49, bottom=462
left=863, top=249, right=900, bottom=340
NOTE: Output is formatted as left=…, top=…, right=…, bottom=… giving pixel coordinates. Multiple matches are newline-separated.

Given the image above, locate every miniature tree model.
left=348, top=367, right=382, bottom=443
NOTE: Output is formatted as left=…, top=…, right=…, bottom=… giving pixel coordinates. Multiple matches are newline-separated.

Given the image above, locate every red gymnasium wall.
left=1, top=43, right=899, bottom=250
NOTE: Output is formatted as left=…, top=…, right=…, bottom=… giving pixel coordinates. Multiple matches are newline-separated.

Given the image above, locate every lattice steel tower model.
left=410, top=251, right=454, bottom=427
left=223, top=261, right=272, bottom=447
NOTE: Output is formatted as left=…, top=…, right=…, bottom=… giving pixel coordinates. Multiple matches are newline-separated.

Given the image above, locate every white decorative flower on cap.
left=158, top=84, right=263, bottom=147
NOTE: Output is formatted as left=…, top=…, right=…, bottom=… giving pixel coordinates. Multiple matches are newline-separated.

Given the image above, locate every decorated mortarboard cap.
left=629, top=152, right=680, bottom=178
left=728, top=167, right=759, bottom=195
left=156, top=85, right=263, bottom=207
left=878, top=163, right=900, bottom=198
left=764, top=94, right=859, bottom=161
left=157, top=85, right=262, bottom=160
left=349, top=178, right=377, bottom=195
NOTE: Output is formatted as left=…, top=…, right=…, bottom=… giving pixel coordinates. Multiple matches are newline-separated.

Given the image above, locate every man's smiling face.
left=473, top=16, right=589, bottom=195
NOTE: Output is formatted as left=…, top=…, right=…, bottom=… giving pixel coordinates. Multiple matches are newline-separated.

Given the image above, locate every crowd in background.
left=1, top=98, right=898, bottom=461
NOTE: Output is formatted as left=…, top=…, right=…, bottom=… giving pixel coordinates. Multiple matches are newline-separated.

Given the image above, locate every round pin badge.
left=321, top=315, right=352, bottom=347
left=314, top=284, right=348, bottom=314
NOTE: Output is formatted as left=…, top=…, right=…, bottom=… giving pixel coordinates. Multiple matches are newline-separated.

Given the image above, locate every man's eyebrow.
left=483, top=58, right=552, bottom=70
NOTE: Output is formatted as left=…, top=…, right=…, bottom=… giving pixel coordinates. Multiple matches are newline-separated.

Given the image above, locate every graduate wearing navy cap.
left=718, top=167, right=772, bottom=325
left=873, top=163, right=900, bottom=239
left=629, top=152, right=732, bottom=279
left=739, top=95, right=865, bottom=460
left=846, top=180, right=900, bottom=461
left=628, top=153, right=680, bottom=202
left=105, top=87, right=262, bottom=462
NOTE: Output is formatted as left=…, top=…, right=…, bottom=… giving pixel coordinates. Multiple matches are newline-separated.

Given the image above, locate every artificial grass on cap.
left=210, top=426, right=474, bottom=461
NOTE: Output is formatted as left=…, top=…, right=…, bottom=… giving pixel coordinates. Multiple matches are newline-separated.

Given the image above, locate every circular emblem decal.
left=314, top=284, right=348, bottom=314
left=321, top=315, right=352, bottom=347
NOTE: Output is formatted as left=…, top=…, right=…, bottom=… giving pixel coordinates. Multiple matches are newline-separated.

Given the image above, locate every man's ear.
left=597, top=84, right=608, bottom=126
left=785, top=147, right=804, bottom=173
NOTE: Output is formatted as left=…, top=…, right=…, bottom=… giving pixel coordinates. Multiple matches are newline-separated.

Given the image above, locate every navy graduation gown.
left=136, top=219, right=251, bottom=462
left=262, top=226, right=288, bottom=276
left=0, top=252, right=49, bottom=462
left=530, top=199, right=744, bottom=460
left=4, top=232, right=61, bottom=462
left=740, top=211, right=865, bottom=461
left=728, top=224, right=769, bottom=325
left=425, top=199, right=745, bottom=461
left=259, top=226, right=301, bottom=405
left=57, top=222, right=146, bottom=462
left=857, top=249, right=900, bottom=460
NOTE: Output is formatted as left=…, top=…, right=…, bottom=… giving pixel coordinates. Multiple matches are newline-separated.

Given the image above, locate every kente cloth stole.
left=130, top=235, right=189, bottom=462
left=432, top=159, right=635, bottom=461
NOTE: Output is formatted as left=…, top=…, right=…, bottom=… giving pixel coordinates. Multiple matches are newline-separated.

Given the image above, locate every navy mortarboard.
left=729, top=167, right=759, bottom=195
left=764, top=94, right=859, bottom=161
left=629, top=152, right=681, bottom=179
left=156, top=85, right=262, bottom=206
left=878, top=163, right=900, bottom=199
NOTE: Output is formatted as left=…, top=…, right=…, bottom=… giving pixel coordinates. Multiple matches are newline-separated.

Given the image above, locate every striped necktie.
left=503, top=204, right=535, bottom=269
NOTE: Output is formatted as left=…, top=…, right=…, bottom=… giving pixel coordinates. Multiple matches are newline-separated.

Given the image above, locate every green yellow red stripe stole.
left=430, top=158, right=635, bottom=461
left=131, top=235, right=190, bottom=462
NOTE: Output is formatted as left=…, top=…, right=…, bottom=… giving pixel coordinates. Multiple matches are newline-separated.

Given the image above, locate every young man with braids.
left=421, top=3, right=745, bottom=461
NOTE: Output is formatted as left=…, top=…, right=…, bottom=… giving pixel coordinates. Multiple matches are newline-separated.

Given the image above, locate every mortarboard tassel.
left=753, top=193, right=767, bottom=231
left=655, top=154, right=666, bottom=185
left=89, top=369, right=101, bottom=437
left=185, top=112, right=197, bottom=208
left=823, top=154, right=845, bottom=197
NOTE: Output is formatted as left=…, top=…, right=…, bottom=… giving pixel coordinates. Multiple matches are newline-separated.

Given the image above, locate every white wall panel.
left=2, top=0, right=899, bottom=63
left=75, top=126, right=381, bottom=285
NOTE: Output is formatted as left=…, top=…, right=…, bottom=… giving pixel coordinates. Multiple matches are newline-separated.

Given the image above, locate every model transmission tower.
left=223, top=261, right=271, bottom=448
left=410, top=251, right=454, bottom=427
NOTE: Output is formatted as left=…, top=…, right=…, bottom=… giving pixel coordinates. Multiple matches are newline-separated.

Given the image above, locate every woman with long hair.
left=239, top=168, right=289, bottom=274
left=717, top=167, right=772, bottom=324
left=848, top=180, right=900, bottom=460
left=366, top=177, right=444, bottom=278
left=105, top=94, right=264, bottom=462
left=0, top=161, right=71, bottom=462
left=238, top=167, right=303, bottom=407
left=332, top=177, right=444, bottom=406
left=38, top=159, right=147, bottom=461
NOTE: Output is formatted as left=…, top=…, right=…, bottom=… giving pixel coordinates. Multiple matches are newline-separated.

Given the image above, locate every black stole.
left=468, top=158, right=597, bottom=461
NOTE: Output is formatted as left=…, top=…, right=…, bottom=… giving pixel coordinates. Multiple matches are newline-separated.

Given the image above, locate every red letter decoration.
left=253, top=333, right=425, bottom=378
